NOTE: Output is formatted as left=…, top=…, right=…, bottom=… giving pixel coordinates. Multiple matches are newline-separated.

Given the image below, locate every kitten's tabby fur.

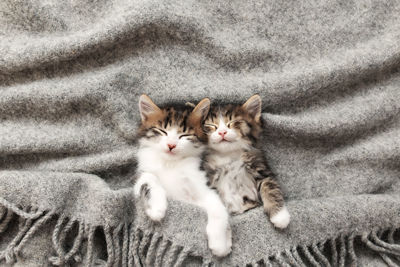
left=203, top=95, right=290, bottom=229
left=134, top=95, right=232, bottom=257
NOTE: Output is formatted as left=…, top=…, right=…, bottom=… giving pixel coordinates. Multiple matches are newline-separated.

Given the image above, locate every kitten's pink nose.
left=167, top=144, right=176, bottom=151
left=218, top=130, right=227, bottom=137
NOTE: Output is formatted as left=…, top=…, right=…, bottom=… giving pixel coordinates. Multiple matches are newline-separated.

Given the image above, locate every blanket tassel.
left=0, top=206, right=54, bottom=264
left=145, top=232, right=161, bottom=266
left=291, top=247, right=307, bottom=267
left=155, top=238, right=170, bottom=267
left=104, top=224, right=115, bottom=267
left=131, top=228, right=142, bottom=266
left=330, top=237, right=338, bottom=266
left=275, top=252, right=291, bottom=267
left=283, top=248, right=302, bottom=267
left=0, top=208, right=13, bottom=234
left=260, top=233, right=361, bottom=267
left=122, top=227, right=190, bottom=267
left=361, top=228, right=400, bottom=266
left=121, top=223, right=129, bottom=267
left=85, top=225, right=96, bottom=267
left=164, top=244, right=181, bottom=267
left=49, top=215, right=84, bottom=266
left=301, top=244, right=322, bottom=267
left=311, top=242, right=331, bottom=267
left=338, top=233, right=346, bottom=267
left=127, top=225, right=135, bottom=267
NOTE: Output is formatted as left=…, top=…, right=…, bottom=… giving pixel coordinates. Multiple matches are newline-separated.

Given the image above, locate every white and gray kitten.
left=203, top=95, right=290, bottom=229
left=133, top=95, right=232, bottom=257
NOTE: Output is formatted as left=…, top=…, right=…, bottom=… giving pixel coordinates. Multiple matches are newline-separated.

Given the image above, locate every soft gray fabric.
left=1, top=0, right=400, bottom=266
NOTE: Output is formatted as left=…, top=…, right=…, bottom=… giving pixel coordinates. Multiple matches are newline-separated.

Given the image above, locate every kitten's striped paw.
left=270, top=206, right=290, bottom=229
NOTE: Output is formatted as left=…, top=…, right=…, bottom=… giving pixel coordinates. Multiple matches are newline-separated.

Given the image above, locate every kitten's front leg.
left=258, top=178, right=290, bottom=229
left=198, top=190, right=232, bottom=257
left=134, top=172, right=167, bottom=222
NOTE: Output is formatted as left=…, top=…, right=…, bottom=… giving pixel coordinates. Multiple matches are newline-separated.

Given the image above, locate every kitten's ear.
left=139, top=94, right=162, bottom=122
left=242, top=94, right=262, bottom=122
left=191, top=98, right=210, bottom=121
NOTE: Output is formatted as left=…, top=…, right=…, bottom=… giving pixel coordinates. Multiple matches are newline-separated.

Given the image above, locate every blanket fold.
left=1, top=0, right=400, bottom=266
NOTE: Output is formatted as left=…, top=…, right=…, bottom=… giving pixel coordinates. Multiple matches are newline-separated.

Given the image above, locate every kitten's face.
left=138, top=95, right=210, bottom=160
left=204, top=95, right=262, bottom=153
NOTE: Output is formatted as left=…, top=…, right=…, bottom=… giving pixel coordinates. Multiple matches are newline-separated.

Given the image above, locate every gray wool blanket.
left=1, top=0, right=400, bottom=266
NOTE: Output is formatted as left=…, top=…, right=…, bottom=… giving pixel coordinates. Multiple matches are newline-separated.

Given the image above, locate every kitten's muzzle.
left=218, top=130, right=227, bottom=137
left=167, top=144, right=176, bottom=151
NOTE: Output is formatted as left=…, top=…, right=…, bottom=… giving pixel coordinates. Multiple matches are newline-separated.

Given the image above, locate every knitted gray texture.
left=1, top=0, right=400, bottom=266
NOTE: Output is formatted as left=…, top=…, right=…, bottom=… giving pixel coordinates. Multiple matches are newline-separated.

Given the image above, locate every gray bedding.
left=0, top=0, right=400, bottom=266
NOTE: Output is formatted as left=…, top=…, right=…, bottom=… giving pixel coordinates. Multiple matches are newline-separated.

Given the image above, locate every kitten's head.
left=204, top=95, right=262, bottom=153
left=138, top=95, right=210, bottom=159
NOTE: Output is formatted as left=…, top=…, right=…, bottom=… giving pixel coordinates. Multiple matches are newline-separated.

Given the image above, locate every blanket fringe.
left=49, top=215, right=85, bottom=266
left=0, top=201, right=194, bottom=267
left=0, top=200, right=399, bottom=266
left=361, top=228, right=400, bottom=266
left=0, top=207, right=13, bottom=234
left=86, top=225, right=96, bottom=267
left=291, top=247, right=306, bottom=267
left=261, top=228, right=399, bottom=267
left=0, top=205, right=55, bottom=264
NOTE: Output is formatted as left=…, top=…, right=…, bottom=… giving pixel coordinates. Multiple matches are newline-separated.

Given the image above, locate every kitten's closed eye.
left=226, top=120, right=243, bottom=129
left=179, top=134, right=194, bottom=139
left=205, top=124, right=218, bottom=132
left=148, top=128, right=193, bottom=139
left=151, top=127, right=167, bottom=136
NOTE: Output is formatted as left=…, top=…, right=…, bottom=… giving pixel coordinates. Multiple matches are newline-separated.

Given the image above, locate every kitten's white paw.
left=207, top=225, right=232, bottom=257
left=209, top=238, right=232, bottom=257
left=270, top=206, right=290, bottom=229
left=133, top=172, right=158, bottom=198
left=146, top=194, right=167, bottom=222
left=146, top=205, right=166, bottom=222
left=226, top=226, right=232, bottom=249
left=133, top=180, right=145, bottom=198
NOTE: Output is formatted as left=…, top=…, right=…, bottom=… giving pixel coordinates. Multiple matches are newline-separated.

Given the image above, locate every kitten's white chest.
left=158, top=168, right=201, bottom=203
left=138, top=149, right=205, bottom=204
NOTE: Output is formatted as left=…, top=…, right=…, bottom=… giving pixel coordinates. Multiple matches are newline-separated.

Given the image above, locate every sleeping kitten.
left=203, top=95, right=290, bottom=229
left=133, top=95, right=232, bottom=257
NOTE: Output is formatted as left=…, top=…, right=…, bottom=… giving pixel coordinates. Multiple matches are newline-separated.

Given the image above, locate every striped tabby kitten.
left=203, top=95, right=290, bottom=229
left=133, top=95, right=232, bottom=257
